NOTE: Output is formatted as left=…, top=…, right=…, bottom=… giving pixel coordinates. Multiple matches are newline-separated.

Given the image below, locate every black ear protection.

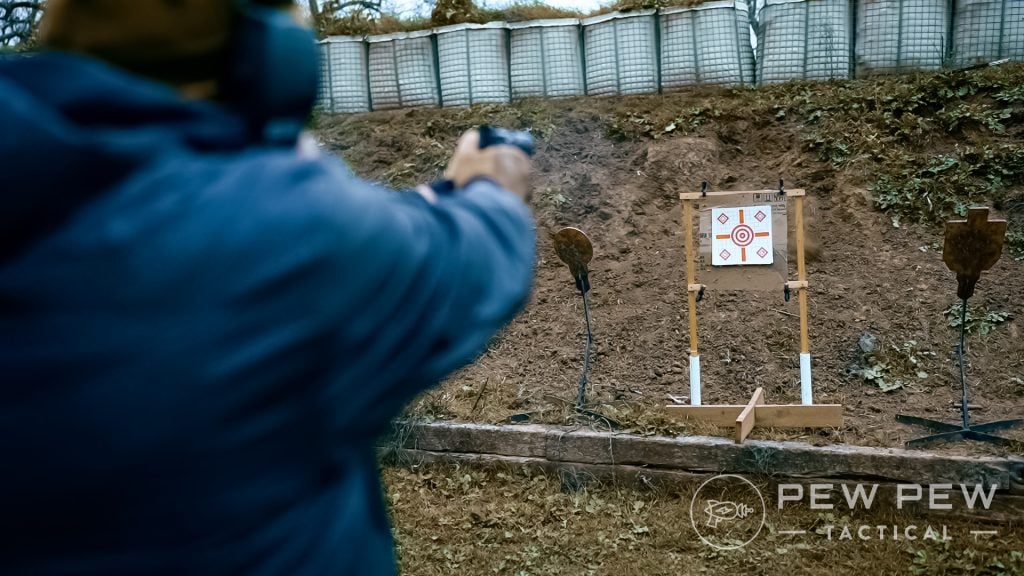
left=222, top=0, right=320, bottom=145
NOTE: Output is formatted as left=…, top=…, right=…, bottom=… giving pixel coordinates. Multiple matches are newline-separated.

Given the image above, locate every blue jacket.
left=0, top=53, right=535, bottom=575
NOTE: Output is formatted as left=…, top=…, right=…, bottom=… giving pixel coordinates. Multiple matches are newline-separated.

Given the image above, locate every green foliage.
left=994, top=83, right=1024, bottom=105
left=537, top=187, right=570, bottom=209
left=609, top=105, right=725, bottom=140
left=908, top=543, right=1024, bottom=576
left=782, top=68, right=1024, bottom=248
left=608, top=112, right=657, bottom=140
left=872, top=145, right=1024, bottom=225
left=663, top=106, right=722, bottom=134
left=852, top=340, right=935, bottom=393
left=1008, top=226, right=1024, bottom=259
left=606, top=64, right=1024, bottom=253
left=944, top=302, right=1012, bottom=335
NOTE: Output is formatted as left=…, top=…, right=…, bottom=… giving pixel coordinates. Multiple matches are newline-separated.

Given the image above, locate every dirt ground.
left=316, top=69, right=1024, bottom=456
left=384, top=461, right=1024, bottom=576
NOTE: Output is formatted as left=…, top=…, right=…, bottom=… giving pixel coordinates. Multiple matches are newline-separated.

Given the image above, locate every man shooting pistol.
left=0, top=1, right=535, bottom=574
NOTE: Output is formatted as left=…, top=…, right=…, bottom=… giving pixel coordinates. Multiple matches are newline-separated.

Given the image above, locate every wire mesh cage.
left=950, top=0, right=1024, bottom=67
left=757, top=0, right=853, bottom=83
left=435, top=22, right=512, bottom=106
left=508, top=19, right=586, bottom=99
left=315, top=0, right=1022, bottom=112
left=856, top=0, right=950, bottom=75
left=661, top=1, right=757, bottom=88
left=367, top=30, right=440, bottom=110
left=582, top=10, right=660, bottom=96
left=317, top=37, right=372, bottom=113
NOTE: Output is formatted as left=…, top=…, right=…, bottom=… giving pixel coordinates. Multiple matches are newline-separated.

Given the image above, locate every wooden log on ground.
left=385, top=421, right=1024, bottom=495
left=387, top=447, right=1024, bottom=523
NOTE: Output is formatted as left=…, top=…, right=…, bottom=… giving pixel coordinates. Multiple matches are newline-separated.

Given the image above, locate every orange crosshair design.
left=716, top=209, right=771, bottom=262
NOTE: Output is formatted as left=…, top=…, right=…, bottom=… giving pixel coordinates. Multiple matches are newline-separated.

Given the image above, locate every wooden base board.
left=665, top=387, right=844, bottom=443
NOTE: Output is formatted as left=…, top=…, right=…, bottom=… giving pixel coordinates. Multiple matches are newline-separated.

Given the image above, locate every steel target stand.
left=666, top=184, right=842, bottom=443
left=553, top=227, right=596, bottom=411
left=896, top=207, right=1023, bottom=448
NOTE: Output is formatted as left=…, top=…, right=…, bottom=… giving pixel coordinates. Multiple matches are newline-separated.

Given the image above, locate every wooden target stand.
left=666, top=187, right=843, bottom=443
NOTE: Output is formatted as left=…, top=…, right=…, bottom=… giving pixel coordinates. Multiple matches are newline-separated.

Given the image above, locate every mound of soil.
left=317, top=81, right=1024, bottom=457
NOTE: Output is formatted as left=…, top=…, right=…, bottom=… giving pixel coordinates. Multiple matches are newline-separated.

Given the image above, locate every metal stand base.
left=896, top=414, right=1024, bottom=448
left=897, top=295, right=1023, bottom=449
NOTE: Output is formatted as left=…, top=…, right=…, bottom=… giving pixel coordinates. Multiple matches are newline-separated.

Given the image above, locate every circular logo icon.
left=730, top=224, right=755, bottom=247
left=689, top=474, right=766, bottom=550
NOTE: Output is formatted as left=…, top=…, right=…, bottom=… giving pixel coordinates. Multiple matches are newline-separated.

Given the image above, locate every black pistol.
left=478, top=125, right=535, bottom=157
left=429, top=126, right=535, bottom=195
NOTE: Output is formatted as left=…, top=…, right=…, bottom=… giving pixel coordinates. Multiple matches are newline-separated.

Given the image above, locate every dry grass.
left=317, top=1, right=584, bottom=36
left=385, top=461, right=1024, bottom=575
left=315, top=0, right=731, bottom=36
left=317, top=12, right=432, bottom=37
left=478, top=2, right=585, bottom=22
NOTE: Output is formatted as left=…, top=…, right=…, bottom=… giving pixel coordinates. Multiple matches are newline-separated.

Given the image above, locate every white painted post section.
left=690, top=355, right=702, bottom=406
left=800, top=352, right=812, bottom=405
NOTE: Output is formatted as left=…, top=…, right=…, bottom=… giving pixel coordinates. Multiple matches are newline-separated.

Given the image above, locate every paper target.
left=710, top=206, right=773, bottom=266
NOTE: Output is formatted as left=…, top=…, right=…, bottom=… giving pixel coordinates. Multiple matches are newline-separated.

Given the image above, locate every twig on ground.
left=471, top=377, right=490, bottom=416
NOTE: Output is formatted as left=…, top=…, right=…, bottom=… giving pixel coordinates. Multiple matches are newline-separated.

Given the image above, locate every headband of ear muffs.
left=222, top=1, right=320, bottom=145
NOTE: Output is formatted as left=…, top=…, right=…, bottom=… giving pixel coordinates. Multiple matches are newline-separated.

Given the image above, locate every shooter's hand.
left=444, top=129, right=532, bottom=203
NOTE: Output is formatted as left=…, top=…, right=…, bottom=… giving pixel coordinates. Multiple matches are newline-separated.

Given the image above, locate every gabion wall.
left=661, top=1, right=757, bottom=88
left=315, top=2, right=1023, bottom=112
left=950, top=0, right=1024, bottom=66
left=582, top=10, right=660, bottom=96
left=318, top=37, right=371, bottom=113
left=367, top=30, right=439, bottom=110
left=508, top=19, right=586, bottom=98
left=757, top=0, right=853, bottom=83
left=435, top=23, right=512, bottom=106
left=856, top=0, right=949, bottom=74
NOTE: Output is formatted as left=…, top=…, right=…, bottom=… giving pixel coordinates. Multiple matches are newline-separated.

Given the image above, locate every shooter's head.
left=41, top=0, right=319, bottom=143
left=40, top=0, right=300, bottom=91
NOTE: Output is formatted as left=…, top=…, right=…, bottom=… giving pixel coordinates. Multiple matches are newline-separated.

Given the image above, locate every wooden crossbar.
left=666, top=387, right=843, bottom=443
left=666, top=404, right=844, bottom=428
left=679, top=188, right=806, bottom=201
left=735, top=387, right=765, bottom=443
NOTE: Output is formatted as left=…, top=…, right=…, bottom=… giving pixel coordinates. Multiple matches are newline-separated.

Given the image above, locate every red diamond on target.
left=719, top=249, right=731, bottom=261
left=757, top=247, right=768, bottom=258
left=717, top=213, right=729, bottom=224
left=755, top=210, right=767, bottom=222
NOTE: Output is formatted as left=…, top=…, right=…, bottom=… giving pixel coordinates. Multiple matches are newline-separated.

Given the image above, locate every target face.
left=711, top=206, right=773, bottom=266
left=731, top=224, right=755, bottom=246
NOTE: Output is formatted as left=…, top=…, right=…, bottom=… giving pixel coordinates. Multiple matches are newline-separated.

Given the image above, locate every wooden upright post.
left=795, top=196, right=809, bottom=353
left=683, top=200, right=699, bottom=355
left=795, top=195, right=812, bottom=404
left=682, top=199, right=701, bottom=405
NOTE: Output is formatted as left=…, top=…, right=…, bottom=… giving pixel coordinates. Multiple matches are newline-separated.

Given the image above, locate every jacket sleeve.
left=283, top=157, right=536, bottom=431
